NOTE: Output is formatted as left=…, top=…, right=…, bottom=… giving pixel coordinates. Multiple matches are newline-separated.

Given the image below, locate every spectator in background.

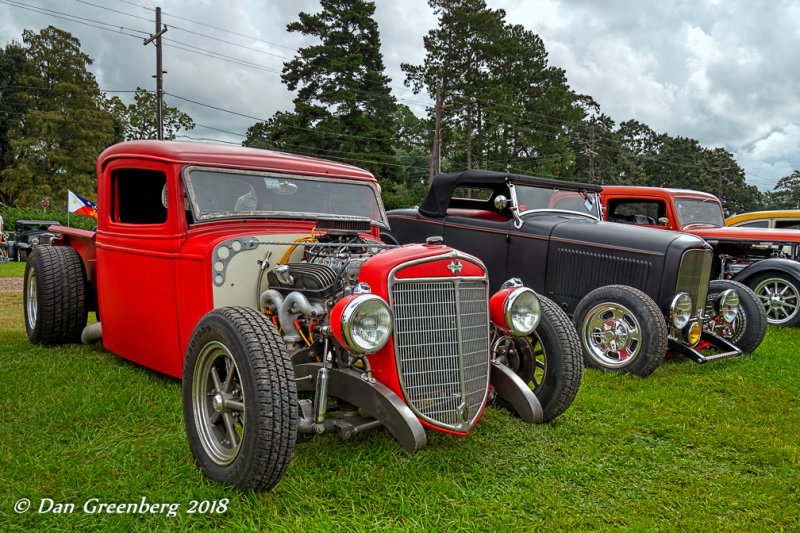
left=0, top=212, right=7, bottom=261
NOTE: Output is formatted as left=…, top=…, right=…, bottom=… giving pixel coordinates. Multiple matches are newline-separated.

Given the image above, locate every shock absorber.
left=312, top=336, right=331, bottom=434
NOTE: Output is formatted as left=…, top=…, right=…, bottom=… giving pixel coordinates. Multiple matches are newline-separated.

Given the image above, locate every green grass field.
left=0, top=260, right=24, bottom=277
left=1, top=261, right=798, bottom=531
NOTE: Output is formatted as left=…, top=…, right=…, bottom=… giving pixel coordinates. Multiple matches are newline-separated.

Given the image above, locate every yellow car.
left=726, top=210, right=800, bottom=230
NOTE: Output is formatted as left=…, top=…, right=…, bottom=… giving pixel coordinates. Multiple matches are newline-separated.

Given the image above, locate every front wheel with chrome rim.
left=747, top=272, right=800, bottom=327
left=182, top=307, right=298, bottom=492
left=573, top=285, right=667, bottom=377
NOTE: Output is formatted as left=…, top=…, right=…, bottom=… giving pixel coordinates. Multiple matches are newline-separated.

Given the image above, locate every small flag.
left=68, top=190, right=98, bottom=219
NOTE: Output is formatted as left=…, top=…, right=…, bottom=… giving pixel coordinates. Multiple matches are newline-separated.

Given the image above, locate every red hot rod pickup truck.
left=23, top=141, right=581, bottom=492
left=601, top=186, right=800, bottom=327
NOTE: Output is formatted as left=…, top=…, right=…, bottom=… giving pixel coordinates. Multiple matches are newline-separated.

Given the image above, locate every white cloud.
left=1, top=0, right=799, bottom=190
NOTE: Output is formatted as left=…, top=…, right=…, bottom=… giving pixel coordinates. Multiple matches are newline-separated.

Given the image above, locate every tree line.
left=0, top=26, right=194, bottom=207
left=2, top=1, right=798, bottom=214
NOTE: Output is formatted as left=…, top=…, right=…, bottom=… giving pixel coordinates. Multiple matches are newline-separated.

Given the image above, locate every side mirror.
left=494, top=195, right=509, bottom=211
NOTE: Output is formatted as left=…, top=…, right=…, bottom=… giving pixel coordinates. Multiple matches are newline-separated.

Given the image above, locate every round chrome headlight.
left=715, top=289, right=739, bottom=323
left=670, top=292, right=693, bottom=329
left=340, top=294, right=393, bottom=354
left=505, top=288, right=541, bottom=336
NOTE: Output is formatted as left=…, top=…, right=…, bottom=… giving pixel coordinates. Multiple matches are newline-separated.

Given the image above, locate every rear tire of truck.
left=705, top=280, right=767, bottom=354
left=573, top=285, right=667, bottom=377
left=24, top=246, right=88, bottom=344
left=746, top=272, right=800, bottom=327
left=183, top=306, right=298, bottom=492
left=492, top=296, right=582, bottom=421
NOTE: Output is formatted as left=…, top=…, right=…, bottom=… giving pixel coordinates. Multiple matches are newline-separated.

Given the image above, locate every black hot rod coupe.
left=385, top=170, right=767, bottom=377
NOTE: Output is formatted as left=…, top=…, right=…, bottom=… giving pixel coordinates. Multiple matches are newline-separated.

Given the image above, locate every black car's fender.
left=731, top=257, right=800, bottom=285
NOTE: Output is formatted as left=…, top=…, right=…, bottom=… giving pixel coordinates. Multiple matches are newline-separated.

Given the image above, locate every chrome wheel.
left=581, top=302, right=642, bottom=368
left=192, top=341, right=245, bottom=466
left=754, top=277, right=799, bottom=325
left=26, top=267, right=37, bottom=331
left=492, top=334, right=546, bottom=392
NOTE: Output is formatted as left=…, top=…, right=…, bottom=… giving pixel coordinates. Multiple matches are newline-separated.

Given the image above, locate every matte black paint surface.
left=386, top=174, right=709, bottom=315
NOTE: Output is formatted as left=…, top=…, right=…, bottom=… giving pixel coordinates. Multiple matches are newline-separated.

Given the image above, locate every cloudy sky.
left=1, top=0, right=798, bottom=191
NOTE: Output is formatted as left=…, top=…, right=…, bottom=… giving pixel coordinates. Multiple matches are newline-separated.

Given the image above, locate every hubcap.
left=26, top=267, right=38, bottom=330
left=212, top=393, right=224, bottom=412
left=754, top=277, right=799, bottom=325
left=582, top=303, right=642, bottom=368
left=192, top=341, right=245, bottom=466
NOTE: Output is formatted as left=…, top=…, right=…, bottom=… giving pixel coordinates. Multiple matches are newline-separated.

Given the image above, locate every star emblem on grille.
left=447, top=260, right=463, bottom=275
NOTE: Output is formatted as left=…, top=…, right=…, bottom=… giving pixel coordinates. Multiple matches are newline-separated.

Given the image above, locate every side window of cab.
left=110, top=168, right=168, bottom=225
left=607, top=200, right=668, bottom=226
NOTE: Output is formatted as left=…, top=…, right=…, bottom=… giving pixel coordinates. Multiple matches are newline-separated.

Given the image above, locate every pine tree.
left=402, top=0, right=585, bottom=178
left=0, top=26, right=113, bottom=206
left=244, top=0, right=400, bottom=181
left=0, top=41, right=26, bottom=204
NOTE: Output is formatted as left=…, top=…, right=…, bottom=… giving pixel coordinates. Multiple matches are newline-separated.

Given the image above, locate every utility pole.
left=716, top=154, right=730, bottom=199
left=428, top=87, right=453, bottom=185
left=429, top=88, right=443, bottom=185
left=144, top=7, right=168, bottom=140
left=588, top=123, right=597, bottom=184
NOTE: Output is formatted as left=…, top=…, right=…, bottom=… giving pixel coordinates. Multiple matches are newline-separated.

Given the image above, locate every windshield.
left=674, top=198, right=724, bottom=227
left=514, top=184, right=601, bottom=219
left=184, top=167, right=387, bottom=226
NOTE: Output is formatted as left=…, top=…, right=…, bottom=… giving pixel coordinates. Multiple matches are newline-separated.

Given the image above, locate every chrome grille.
left=675, top=248, right=713, bottom=312
left=390, top=278, right=490, bottom=432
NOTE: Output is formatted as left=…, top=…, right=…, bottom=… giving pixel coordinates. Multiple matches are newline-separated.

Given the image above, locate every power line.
left=0, top=109, right=115, bottom=131
left=5, top=1, right=787, bottom=186
left=0, top=0, right=149, bottom=38
left=165, top=91, right=426, bottom=142
left=113, top=0, right=299, bottom=53
left=72, top=0, right=294, bottom=61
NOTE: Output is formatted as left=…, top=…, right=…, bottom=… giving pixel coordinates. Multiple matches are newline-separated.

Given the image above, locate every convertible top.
left=419, top=170, right=602, bottom=218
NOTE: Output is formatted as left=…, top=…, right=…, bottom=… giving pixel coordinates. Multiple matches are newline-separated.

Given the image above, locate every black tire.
left=182, top=306, right=298, bottom=492
left=745, top=272, right=800, bottom=327
left=24, top=246, right=88, bottom=344
left=493, top=296, right=582, bottom=421
left=705, top=279, right=767, bottom=354
left=573, top=285, right=667, bottom=377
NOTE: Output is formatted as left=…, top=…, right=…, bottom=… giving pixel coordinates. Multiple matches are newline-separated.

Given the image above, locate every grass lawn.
left=1, top=270, right=798, bottom=531
left=0, top=260, right=24, bottom=277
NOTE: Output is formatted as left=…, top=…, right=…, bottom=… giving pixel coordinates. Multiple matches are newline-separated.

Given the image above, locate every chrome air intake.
left=388, top=256, right=490, bottom=433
